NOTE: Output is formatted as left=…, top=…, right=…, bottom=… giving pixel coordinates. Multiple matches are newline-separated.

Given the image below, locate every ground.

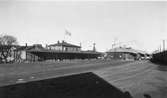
left=95, top=61, right=167, bottom=98
left=0, top=59, right=166, bottom=98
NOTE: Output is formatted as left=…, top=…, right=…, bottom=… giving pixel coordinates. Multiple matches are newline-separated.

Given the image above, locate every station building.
left=14, top=44, right=44, bottom=62
left=14, top=41, right=102, bottom=62
left=105, top=47, right=149, bottom=60
left=47, top=41, right=81, bottom=52
left=106, top=47, right=139, bottom=60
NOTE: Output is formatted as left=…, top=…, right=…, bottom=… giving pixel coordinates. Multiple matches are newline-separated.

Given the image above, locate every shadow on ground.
left=0, top=72, right=133, bottom=98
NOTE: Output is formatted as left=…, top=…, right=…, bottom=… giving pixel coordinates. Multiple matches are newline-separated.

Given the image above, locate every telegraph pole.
left=163, top=40, right=165, bottom=51
left=93, top=43, right=96, bottom=52
left=113, top=38, right=117, bottom=59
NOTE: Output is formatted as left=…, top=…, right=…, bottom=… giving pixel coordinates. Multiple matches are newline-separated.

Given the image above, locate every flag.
left=65, top=30, right=71, bottom=36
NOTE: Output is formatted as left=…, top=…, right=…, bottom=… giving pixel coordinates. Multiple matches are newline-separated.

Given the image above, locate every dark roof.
left=15, top=45, right=45, bottom=51
left=107, top=47, right=138, bottom=54
left=48, top=41, right=81, bottom=48
left=28, top=49, right=102, bottom=55
left=15, top=46, right=28, bottom=51
left=107, top=47, right=147, bottom=54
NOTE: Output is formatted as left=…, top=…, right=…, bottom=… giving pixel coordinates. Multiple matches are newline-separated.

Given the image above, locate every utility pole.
left=113, top=38, right=117, bottom=59
left=93, top=43, right=96, bottom=52
left=80, top=42, right=82, bottom=47
left=163, top=40, right=165, bottom=51
left=79, top=42, right=82, bottom=49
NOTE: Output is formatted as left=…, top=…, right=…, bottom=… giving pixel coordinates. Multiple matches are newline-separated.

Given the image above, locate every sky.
left=0, top=1, right=167, bottom=53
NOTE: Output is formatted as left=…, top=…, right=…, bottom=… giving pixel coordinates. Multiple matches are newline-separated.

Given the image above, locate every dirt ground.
left=0, top=60, right=166, bottom=98
left=95, top=61, right=167, bottom=98
left=0, top=59, right=131, bottom=86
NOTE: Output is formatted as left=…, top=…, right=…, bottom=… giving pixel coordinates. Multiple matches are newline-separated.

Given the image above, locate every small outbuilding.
left=14, top=44, right=44, bottom=62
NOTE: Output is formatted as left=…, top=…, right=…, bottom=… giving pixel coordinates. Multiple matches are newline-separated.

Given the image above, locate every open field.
left=0, top=59, right=132, bottom=86
left=95, top=61, right=167, bottom=98
left=0, top=59, right=167, bottom=98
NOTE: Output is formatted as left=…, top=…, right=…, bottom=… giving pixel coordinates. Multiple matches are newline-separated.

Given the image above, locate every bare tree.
left=0, top=35, right=17, bottom=45
left=0, top=35, right=18, bottom=63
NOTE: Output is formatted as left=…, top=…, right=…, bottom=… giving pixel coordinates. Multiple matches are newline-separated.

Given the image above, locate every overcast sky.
left=0, top=1, right=167, bottom=53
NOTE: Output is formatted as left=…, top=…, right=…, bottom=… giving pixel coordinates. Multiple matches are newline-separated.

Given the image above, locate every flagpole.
left=64, top=29, right=67, bottom=42
left=63, top=32, right=66, bottom=42
left=65, top=29, right=71, bottom=42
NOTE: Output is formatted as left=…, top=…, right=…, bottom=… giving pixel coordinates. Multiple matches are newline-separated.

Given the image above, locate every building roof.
left=48, top=41, right=81, bottom=48
left=107, top=47, right=141, bottom=54
left=135, top=50, right=147, bottom=54
left=15, top=44, right=45, bottom=51
left=28, top=49, right=102, bottom=55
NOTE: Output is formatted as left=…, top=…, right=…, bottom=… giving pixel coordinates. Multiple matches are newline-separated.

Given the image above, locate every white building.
left=47, top=41, right=81, bottom=52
